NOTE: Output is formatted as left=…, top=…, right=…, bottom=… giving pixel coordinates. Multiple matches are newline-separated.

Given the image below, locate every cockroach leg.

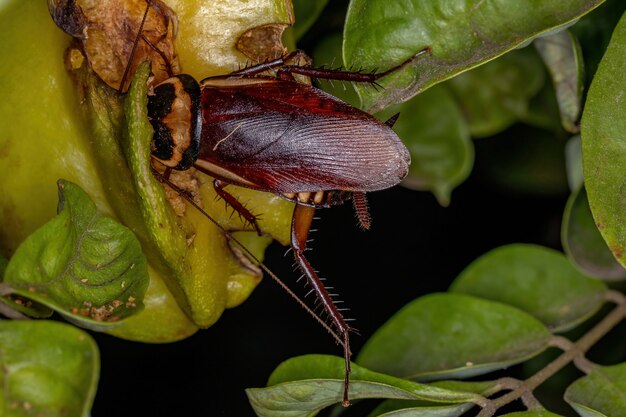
left=151, top=169, right=348, bottom=350
left=291, top=204, right=353, bottom=407
left=229, top=50, right=305, bottom=76
left=228, top=47, right=431, bottom=86
left=162, top=167, right=172, bottom=181
left=213, top=179, right=262, bottom=235
left=275, top=47, right=432, bottom=84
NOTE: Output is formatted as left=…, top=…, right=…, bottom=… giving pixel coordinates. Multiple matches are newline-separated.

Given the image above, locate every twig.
left=495, top=377, right=522, bottom=391
left=520, top=391, right=541, bottom=410
left=606, top=289, right=626, bottom=305
left=550, top=335, right=597, bottom=373
left=549, top=335, right=574, bottom=351
left=476, top=296, right=626, bottom=417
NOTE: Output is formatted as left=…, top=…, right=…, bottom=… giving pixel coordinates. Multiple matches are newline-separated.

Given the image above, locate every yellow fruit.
left=0, top=0, right=294, bottom=342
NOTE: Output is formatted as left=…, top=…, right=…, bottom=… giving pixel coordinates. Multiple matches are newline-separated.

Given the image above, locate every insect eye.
left=147, top=75, right=202, bottom=170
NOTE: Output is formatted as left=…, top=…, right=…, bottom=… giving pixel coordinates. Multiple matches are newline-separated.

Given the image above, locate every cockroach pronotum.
left=54, top=0, right=431, bottom=407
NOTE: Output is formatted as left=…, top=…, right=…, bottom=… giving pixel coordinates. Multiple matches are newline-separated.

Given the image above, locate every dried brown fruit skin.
left=237, top=24, right=289, bottom=62
left=49, top=0, right=180, bottom=91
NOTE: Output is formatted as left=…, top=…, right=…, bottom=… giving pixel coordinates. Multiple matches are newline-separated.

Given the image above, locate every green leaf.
left=581, top=10, right=626, bottom=268
left=450, top=244, right=607, bottom=332
left=343, top=0, right=605, bottom=112
left=534, top=30, right=584, bottom=133
left=3, top=180, right=148, bottom=328
left=248, top=355, right=485, bottom=417
left=357, top=293, right=551, bottom=380
left=446, top=48, right=545, bottom=138
left=562, top=187, right=626, bottom=280
left=369, top=381, right=498, bottom=417
left=565, top=362, right=626, bottom=417
left=293, top=0, right=328, bottom=40
left=565, top=135, right=584, bottom=191
left=369, top=403, right=473, bottom=417
left=502, top=411, right=565, bottom=417
left=0, top=320, right=98, bottom=417
left=378, top=84, right=473, bottom=206
left=431, top=380, right=500, bottom=395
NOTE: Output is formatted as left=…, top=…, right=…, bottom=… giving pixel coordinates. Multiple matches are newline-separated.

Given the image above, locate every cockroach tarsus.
left=126, top=1, right=431, bottom=407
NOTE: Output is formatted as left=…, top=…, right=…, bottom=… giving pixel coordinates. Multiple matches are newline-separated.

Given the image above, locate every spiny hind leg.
left=291, top=204, right=353, bottom=406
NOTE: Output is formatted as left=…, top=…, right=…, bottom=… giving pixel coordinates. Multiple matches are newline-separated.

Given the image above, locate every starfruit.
left=0, top=0, right=294, bottom=342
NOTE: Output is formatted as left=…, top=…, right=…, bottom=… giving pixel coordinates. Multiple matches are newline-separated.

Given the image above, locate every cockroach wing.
left=194, top=78, right=410, bottom=193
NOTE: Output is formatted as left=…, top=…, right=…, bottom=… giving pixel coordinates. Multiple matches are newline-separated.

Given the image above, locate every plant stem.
left=476, top=297, right=626, bottom=417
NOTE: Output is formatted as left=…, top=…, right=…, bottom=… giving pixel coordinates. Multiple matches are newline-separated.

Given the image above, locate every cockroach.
left=122, top=1, right=431, bottom=407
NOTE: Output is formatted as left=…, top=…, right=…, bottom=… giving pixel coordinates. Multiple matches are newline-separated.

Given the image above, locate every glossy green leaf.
left=3, top=180, right=148, bottom=328
left=0, top=320, right=98, bottom=417
left=370, top=403, right=473, bottom=417
left=566, top=135, right=584, bottom=191
left=248, top=355, right=485, bottom=417
left=446, top=48, right=545, bottom=138
left=563, top=187, right=626, bottom=280
left=369, top=381, right=498, bottom=417
left=565, top=362, right=626, bottom=417
left=581, top=10, right=626, bottom=268
left=2, top=252, right=51, bottom=318
left=343, top=0, right=605, bottom=112
left=378, top=85, right=473, bottom=206
left=451, top=244, right=607, bottom=332
left=534, top=30, right=584, bottom=133
left=432, top=380, right=500, bottom=395
left=502, top=411, right=565, bottom=417
left=293, top=0, right=328, bottom=40
left=357, top=293, right=551, bottom=380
